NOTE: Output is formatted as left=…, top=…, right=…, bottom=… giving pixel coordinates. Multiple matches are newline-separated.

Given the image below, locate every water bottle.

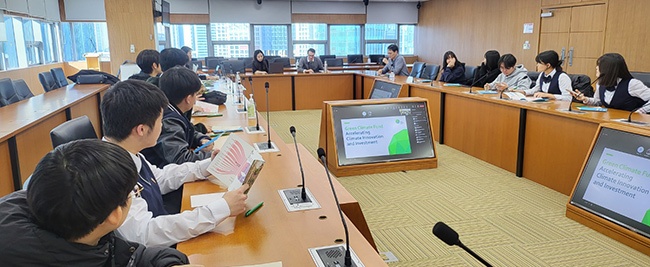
left=324, top=61, right=328, bottom=73
left=247, top=94, right=256, bottom=119
left=389, top=72, right=395, bottom=81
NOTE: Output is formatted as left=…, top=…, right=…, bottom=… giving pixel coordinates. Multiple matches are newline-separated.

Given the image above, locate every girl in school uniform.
left=573, top=53, right=650, bottom=113
left=252, top=50, right=270, bottom=74
left=440, top=51, right=466, bottom=83
left=518, top=50, right=573, bottom=100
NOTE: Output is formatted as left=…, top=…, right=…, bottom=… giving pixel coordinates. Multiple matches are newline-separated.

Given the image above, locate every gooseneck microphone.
left=317, top=148, right=352, bottom=267
left=628, top=106, right=643, bottom=123
left=433, top=222, right=493, bottom=267
left=265, top=82, right=271, bottom=148
left=249, top=77, right=260, bottom=130
left=290, top=126, right=307, bottom=201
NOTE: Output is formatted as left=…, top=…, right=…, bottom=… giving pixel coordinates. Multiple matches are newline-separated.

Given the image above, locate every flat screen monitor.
left=570, top=126, right=650, bottom=239
left=320, top=55, right=336, bottom=62
left=331, top=101, right=435, bottom=166
left=347, top=54, right=363, bottom=64
left=370, top=80, right=402, bottom=99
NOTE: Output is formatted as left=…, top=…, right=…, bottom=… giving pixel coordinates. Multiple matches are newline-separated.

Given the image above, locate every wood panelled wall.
left=104, top=0, right=156, bottom=75
left=416, top=0, right=542, bottom=70
left=604, top=0, right=650, bottom=72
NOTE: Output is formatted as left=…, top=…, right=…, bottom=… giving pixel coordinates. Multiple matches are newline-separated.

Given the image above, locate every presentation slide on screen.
left=583, top=148, right=650, bottom=226
left=341, top=116, right=411, bottom=159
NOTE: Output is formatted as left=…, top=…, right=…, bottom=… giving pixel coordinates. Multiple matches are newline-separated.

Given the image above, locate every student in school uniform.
left=472, top=50, right=501, bottom=87
left=485, top=54, right=532, bottom=91
left=517, top=50, right=573, bottom=100
left=129, top=49, right=162, bottom=81
left=377, top=44, right=409, bottom=76
left=101, top=80, right=248, bottom=247
left=0, top=140, right=189, bottom=266
left=181, top=46, right=194, bottom=69
left=572, top=53, right=650, bottom=113
left=252, top=49, right=270, bottom=74
left=440, top=51, right=466, bottom=83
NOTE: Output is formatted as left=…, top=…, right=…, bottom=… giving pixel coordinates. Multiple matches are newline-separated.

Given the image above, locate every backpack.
left=202, top=90, right=228, bottom=105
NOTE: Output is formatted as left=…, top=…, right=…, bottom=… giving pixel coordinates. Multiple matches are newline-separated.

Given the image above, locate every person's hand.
left=223, top=184, right=249, bottom=216
left=308, top=69, right=314, bottom=74
left=200, top=138, right=214, bottom=152
left=495, top=82, right=509, bottom=92
left=210, top=148, right=220, bottom=160
left=377, top=69, right=383, bottom=75
left=569, top=89, right=586, bottom=101
left=636, top=110, right=645, bottom=114
left=534, top=92, right=555, bottom=99
left=484, top=84, right=490, bottom=90
left=382, top=58, right=389, bottom=65
left=448, top=58, right=456, bottom=68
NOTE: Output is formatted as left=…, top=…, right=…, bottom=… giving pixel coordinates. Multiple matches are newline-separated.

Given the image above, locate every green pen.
left=245, top=202, right=264, bottom=217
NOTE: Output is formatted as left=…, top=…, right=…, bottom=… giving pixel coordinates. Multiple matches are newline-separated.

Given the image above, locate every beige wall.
left=604, top=0, right=650, bottom=72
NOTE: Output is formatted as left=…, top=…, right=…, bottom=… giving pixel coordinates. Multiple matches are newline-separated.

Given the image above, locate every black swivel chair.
left=463, top=65, right=478, bottom=86
left=272, top=57, right=291, bottom=67
left=631, top=72, right=650, bottom=87
left=568, top=74, right=594, bottom=101
left=319, top=55, right=336, bottom=62
left=12, top=79, right=34, bottom=100
left=239, top=57, right=253, bottom=69
left=50, top=116, right=98, bottom=148
left=0, top=78, right=20, bottom=107
left=369, top=54, right=384, bottom=64
left=347, top=54, right=364, bottom=64
left=527, top=71, right=541, bottom=89
left=38, top=71, right=58, bottom=92
left=50, top=67, right=68, bottom=88
left=325, top=58, right=343, bottom=67
left=421, top=64, right=441, bottom=80
left=409, top=62, right=426, bottom=78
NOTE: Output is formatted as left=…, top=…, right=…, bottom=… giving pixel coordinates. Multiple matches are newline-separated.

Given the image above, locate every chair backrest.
left=50, top=116, right=98, bottom=148
left=238, top=57, right=253, bottom=68
left=463, top=65, right=478, bottom=85
left=38, top=71, right=58, bottom=92
left=568, top=74, right=594, bottom=98
left=421, top=64, right=440, bottom=80
left=12, top=79, right=34, bottom=100
left=347, top=54, right=363, bottom=64
left=0, top=78, right=20, bottom=107
left=631, top=72, right=650, bottom=87
left=527, top=71, right=540, bottom=88
left=325, top=58, right=343, bottom=67
left=50, top=67, right=68, bottom=88
left=368, top=54, right=384, bottom=64
left=319, top=55, right=336, bottom=62
left=271, top=57, right=291, bottom=67
left=409, top=62, right=426, bottom=78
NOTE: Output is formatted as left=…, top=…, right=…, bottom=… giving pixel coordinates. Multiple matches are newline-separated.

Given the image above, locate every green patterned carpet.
left=269, top=110, right=650, bottom=266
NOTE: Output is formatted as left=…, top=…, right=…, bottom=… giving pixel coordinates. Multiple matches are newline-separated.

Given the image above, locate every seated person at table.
left=377, top=44, right=409, bottom=76
left=146, top=48, right=189, bottom=88
left=102, top=80, right=248, bottom=247
left=0, top=140, right=189, bottom=265
left=440, top=51, right=466, bottom=83
left=518, top=50, right=573, bottom=101
left=181, top=46, right=194, bottom=69
left=573, top=53, right=650, bottom=113
left=129, top=49, right=162, bottom=81
left=252, top=49, right=269, bottom=74
left=485, top=54, right=531, bottom=91
left=472, top=50, right=500, bottom=87
left=297, top=48, right=324, bottom=73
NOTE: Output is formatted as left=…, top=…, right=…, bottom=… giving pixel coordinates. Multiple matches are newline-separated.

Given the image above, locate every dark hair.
left=160, top=48, right=189, bottom=71
left=484, top=50, right=500, bottom=70
left=159, top=66, right=202, bottom=105
left=387, top=44, right=399, bottom=53
left=597, top=53, right=633, bottom=88
left=253, top=50, right=265, bottom=62
left=101, top=80, right=169, bottom=141
left=307, top=48, right=316, bottom=54
left=136, top=49, right=160, bottom=74
left=442, top=51, right=462, bottom=69
left=498, top=54, right=517, bottom=69
left=535, top=50, right=563, bottom=72
left=27, top=139, right=138, bottom=241
left=180, top=46, right=192, bottom=54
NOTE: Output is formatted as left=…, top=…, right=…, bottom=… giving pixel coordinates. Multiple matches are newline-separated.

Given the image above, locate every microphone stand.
left=290, top=126, right=307, bottom=201
left=249, top=77, right=260, bottom=131
left=265, top=82, right=271, bottom=149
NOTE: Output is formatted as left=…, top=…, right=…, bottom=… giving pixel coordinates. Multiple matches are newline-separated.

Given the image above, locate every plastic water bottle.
left=247, top=94, right=256, bottom=119
left=324, top=61, right=328, bottom=73
left=389, top=72, right=395, bottom=81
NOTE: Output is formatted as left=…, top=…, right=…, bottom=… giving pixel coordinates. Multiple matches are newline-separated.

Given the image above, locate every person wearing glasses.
left=297, top=48, right=324, bottom=74
left=377, top=44, right=409, bottom=76
left=485, top=54, right=531, bottom=91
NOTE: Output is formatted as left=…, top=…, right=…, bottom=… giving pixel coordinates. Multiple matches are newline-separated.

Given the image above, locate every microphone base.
left=278, top=187, right=321, bottom=212
left=244, top=125, right=265, bottom=134
left=557, top=108, right=585, bottom=114
left=254, top=141, right=279, bottom=153
left=612, top=118, right=648, bottom=125
left=309, top=244, right=363, bottom=267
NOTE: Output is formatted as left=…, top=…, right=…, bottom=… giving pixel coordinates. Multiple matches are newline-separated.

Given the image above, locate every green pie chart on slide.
left=643, top=209, right=650, bottom=227
left=388, top=129, right=411, bottom=155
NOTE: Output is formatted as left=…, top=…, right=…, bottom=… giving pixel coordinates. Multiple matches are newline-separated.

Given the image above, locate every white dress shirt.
left=116, top=152, right=230, bottom=247
left=584, top=78, right=650, bottom=113
left=524, top=69, right=573, bottom=101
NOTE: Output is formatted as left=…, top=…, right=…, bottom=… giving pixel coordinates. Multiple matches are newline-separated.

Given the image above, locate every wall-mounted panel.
left=27, top=0, right=46, bottom=18
left=64, top=0, right=106, bottom=21
left=44, top=0, right=60, bottom=21
left=367, top=2, right=418, bottom=24
left=167, top=0, right=208, bottom=14
left=209, top=0, right=290, bottom=24
left=291, top=1, right=366, bottom=14
left=6, top=0, right=28, bottom=13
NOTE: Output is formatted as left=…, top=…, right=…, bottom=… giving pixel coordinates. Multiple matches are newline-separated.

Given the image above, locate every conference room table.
left=177, top=98, right=386, bottom=266
left=0, top=83, right=108, bottom=196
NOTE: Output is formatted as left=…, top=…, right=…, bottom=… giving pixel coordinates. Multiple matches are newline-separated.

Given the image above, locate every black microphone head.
left=433, top=222, right=460, bottom=246
left=317, top=148, right=326, bottom=159
left=265, top=82, right=269, bottom=88
left=248, top=76, right=252, bottom=83
left=289, top=126, right=296, bottom=135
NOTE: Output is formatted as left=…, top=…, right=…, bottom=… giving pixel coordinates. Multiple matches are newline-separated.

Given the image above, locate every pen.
left=245, top=202, right=264, bottom=217
left=193, top=133, right=224, bottom=153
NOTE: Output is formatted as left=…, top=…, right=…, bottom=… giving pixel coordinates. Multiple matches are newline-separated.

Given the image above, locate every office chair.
left=463, top=65, right=478, bottom=85
left=272, top=57, right=291, bottom=67
left=568, top=74, right=594, bottom=101
left=12, top=79, right=34, bottom=100
left=239, top=57, right=253, bottom=69
left=38, top=71, right=58, bottom=92
left=294, top=57, right=302, bottom=66
left=527, top=71, right=541, bottom=89
left=631, top=72, right=650, bottom=87
left=319, top=55, right=336, bottom=62
left=50, top=67, right=69, bottom=88
left=347, top=54, right=364, bottom=64
left=265, top=56, right=280, bottom=63
left=325, top=58, right=343, bottom=67
left=0, top=78, right=20, bottom=107
left=369, top=54, right=384, bottom=64
left=409, top=62, right=426, bottom=78
left=421, top=64, right=440, bottom=80
left=50, top=115, right=98, bottom=148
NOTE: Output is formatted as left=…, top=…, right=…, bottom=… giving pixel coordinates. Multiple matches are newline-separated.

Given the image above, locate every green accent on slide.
left=388, top=129, right=412, bottom=155
left=642, top=210, right=650, bottom=227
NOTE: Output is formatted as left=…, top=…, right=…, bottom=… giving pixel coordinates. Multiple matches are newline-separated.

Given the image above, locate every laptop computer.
left=268, top=62, right=284, bottom=74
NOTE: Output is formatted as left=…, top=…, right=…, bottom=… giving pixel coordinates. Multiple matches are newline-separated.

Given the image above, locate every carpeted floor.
left=268, top=109, right=650, bottom=266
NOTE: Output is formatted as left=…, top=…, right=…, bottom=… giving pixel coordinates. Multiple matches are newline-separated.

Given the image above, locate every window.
left=0, top=15, right=60, bottom=70
left=365, top=43, right=393, bottom=55
left=293, top=44, right=325, bottom=58
left=211, top=23, right=250, bottom=57
left=60, top=22, right=110, bottom=62
left=329, top=25, right=360, bottom=56
left=41, top=22, right=59, bottom=64
left=399, top=25, right=415, bottom=55
left=363, top=24, right=414, bottom=56
left=365, top=24, right=397, bottom=40
left=254, top=25, right=288, bottom=57
left=170, top=24, right=209, bottom=58
left=292, top=23, right=327, bottom=57
left=1, top=16, right=19, bottom=70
